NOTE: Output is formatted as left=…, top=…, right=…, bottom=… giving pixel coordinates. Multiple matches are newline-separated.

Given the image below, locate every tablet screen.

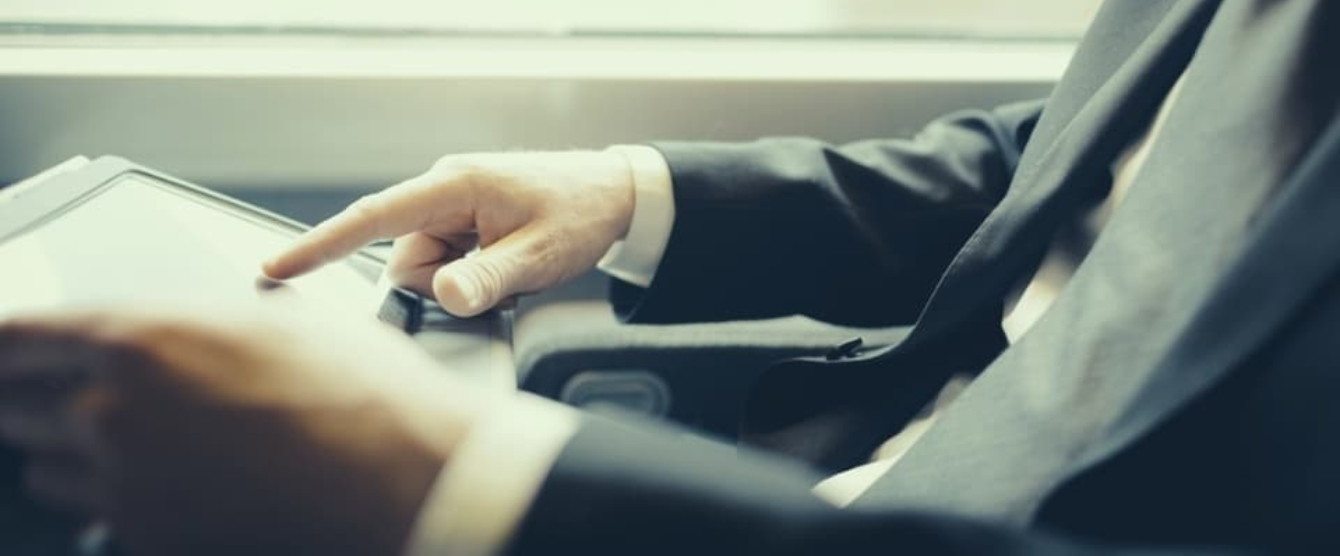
left=0, top=175, right=383, bottom=318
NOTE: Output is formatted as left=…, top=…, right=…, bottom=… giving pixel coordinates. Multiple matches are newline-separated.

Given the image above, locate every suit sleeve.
left=611, top=99, right=1046, bottom=327
left=503, top=412, right=1255, bottom=556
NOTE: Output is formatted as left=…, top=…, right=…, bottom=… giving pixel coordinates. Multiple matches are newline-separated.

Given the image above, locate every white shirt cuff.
left=597, top=145, right=676, bottom=288
left=403, top=392, right=581, bottom=556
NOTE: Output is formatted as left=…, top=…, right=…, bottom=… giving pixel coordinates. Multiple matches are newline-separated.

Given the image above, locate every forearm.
left=611, top=100, right=1046, bottom=327
left=503, top=410, right=1258, bottom=556
left=402, top=394, right=1260, bottom=556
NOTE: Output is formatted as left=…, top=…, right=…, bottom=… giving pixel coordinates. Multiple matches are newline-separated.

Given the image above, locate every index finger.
left=262, top=177, right=437, bottom=280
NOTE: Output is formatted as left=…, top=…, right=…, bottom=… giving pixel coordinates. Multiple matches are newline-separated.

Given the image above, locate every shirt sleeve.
left=402, top=392, right=582, bottom=556
left=597, top=145, right=677, bottom=288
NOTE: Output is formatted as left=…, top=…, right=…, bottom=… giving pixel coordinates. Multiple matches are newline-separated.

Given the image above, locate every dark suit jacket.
left=509, top=1, right=1340, bottom=554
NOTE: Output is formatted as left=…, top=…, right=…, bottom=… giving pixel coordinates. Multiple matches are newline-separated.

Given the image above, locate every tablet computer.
left=0, top=156, right=387, bottom=319
left=0, top=156, right=514, bottom=380
left=0, top=156, right=514, bottom=555
left=0, top=154, right=514, bottom=380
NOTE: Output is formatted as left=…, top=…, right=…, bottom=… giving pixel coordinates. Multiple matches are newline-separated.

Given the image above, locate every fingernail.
left=455, top=274, right=482, bottom=310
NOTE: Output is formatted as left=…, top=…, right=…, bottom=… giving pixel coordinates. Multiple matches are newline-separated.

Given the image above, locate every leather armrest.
left=513, top=274, right=910, bottom=439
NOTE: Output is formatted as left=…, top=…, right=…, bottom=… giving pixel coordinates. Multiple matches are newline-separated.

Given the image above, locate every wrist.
left=602, top=146, right=640, bottom=241
left=596, top=145, right=675, bottom=288
left=402, top=393, right=580, bottom=556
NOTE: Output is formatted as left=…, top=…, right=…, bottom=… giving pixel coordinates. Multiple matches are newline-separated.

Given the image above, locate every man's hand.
left=0, top=305, right=498, bottom=556
left=264, top=151, right=637, bottom=316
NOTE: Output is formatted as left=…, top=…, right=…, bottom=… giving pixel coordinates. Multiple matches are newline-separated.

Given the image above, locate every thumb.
left=431, top=237, right=533, bottom=317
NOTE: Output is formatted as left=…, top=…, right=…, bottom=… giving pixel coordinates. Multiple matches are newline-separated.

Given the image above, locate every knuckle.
left=347, top=193, right=388, bottom=235
left=387, top=266, right=429, bottom=295
left=433, top=155, right=492, bottom=187
left=349, top=193, right=385, bottom=218
left=431, top=154, right=469, bottom=175
left=384, top=264, right=412, bottom=287
left=526, top=229, right=560, bottom=259
left=472, top=258, right=510, bottom=301
left=524, top=229, right=566, bottom=276
left=431, top=154, right=460, bottom=172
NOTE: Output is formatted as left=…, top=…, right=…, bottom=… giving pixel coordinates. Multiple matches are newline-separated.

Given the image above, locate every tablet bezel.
left=0, top=156, right=385, bottom=279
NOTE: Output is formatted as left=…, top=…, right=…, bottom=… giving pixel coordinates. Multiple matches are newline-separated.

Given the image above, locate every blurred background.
left=0, top=0, right=1103, bottom=444
left=0, top=1, right=1094, bottom=38
left=0, top=0, right=1097, bottom=222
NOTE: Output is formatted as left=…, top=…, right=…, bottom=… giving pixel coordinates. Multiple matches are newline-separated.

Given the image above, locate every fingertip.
left=259, top=257, right=292, bottom=280
left=260, top=251, right=318, bottom=281
left=259, top=259, right=283, bottom=280
left=432, top=271, right=486, bottom=317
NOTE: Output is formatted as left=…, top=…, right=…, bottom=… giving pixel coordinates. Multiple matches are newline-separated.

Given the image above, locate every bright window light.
left=0, top=1, right=1099, bottom=40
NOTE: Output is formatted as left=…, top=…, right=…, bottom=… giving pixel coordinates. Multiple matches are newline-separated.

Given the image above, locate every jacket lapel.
left=889, top=0, right=1222, bottom=352
left=741, top=0, right=1226, bottom=470
left=1070, top=113, right=1340, bottom=476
